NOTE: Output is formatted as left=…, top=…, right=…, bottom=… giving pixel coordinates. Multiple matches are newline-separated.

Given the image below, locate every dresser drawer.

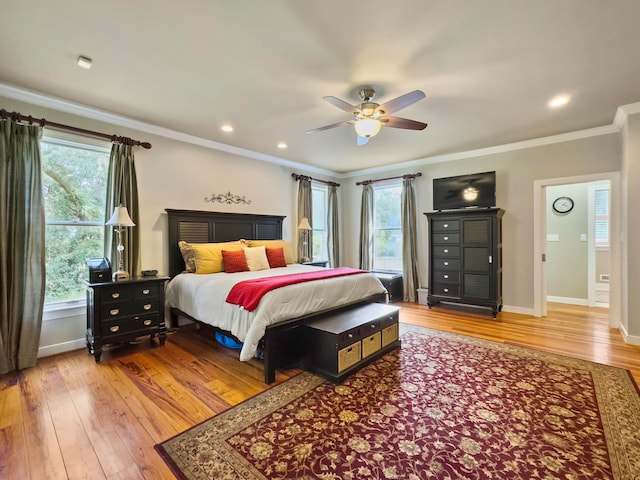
left=431, top=283, right=460, bottom=297
left=432, top=245, right=460, bottom=257
left=132, top=283, right=161, bottom=299
left=101, top=286, right=133, bottom=304
left=338, top=342, right=361, bottom=373
left=432, top=233, right=460, bottom=244
left=432, top=220, right=460, bottom=232
left=101, top=314, right=162, bottom=337
left=362, top=331, right=381, bottom=358
left=432, top=258, right=460, bottom=271
left=433, top=270, right=460, bottom=283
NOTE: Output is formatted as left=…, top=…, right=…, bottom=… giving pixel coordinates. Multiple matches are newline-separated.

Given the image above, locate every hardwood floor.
left=1, top=303, right=639, bottom=479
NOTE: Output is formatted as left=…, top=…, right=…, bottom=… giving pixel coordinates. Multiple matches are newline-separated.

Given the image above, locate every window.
left=41, top=136, right=110, bottom=305
left=373, top=183, right=402, bottom=271
left=311, top=183, right=328, bottom=261
left=594, top=188, right=609, bottom=247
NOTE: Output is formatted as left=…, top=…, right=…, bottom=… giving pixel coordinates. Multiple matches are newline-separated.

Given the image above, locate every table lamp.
left=298, top=217, right=312, bottom=263
left=106, top=205, right=135, bottom=281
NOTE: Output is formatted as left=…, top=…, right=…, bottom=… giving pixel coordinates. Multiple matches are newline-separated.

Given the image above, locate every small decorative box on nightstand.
left=372, top=272, right=404, bottom=302
left=85, top=276, right=169, bottom=362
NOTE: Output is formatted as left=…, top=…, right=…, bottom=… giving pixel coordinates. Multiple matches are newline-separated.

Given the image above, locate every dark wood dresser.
left=85, top=276, right=169, bottom=362
left=425, top=208, right=504, bottom=317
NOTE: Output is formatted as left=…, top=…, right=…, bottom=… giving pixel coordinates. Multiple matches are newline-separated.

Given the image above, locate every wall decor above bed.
left=204, top=191, right=251, bottom=205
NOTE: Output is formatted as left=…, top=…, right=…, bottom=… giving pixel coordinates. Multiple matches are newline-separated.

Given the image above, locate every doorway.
left=533, top=172, right=621, bottom=328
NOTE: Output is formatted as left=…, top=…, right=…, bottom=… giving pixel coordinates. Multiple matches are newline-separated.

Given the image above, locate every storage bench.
left=301, top=303, right=400, bottom=383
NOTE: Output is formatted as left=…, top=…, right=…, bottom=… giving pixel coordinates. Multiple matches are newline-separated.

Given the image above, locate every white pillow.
left=243, top=246, right=270, bottom=271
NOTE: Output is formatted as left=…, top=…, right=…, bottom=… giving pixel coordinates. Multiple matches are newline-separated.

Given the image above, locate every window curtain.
left=0, top=119, right=46, bottom=374
left=104, top=142, right=140, bottom=277
left=401, top=177, right=420, bottom=302
left=327, top=185, right=340, bottom=267
left=359, top=184, right=373, bottom=270
left=297, top=177, right=312, bottom=262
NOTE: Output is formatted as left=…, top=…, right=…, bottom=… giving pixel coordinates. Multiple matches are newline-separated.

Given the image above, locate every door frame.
left=533, top=171, right=620, bottom=326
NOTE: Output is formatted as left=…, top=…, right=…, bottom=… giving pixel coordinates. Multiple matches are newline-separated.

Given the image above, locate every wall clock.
left=552, top=196, right=574, bottom=213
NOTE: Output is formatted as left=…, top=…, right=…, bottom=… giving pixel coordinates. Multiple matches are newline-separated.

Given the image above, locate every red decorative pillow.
left=265, top=247, right=287, bottom=268
left=222, top=250, right=249, bottom=273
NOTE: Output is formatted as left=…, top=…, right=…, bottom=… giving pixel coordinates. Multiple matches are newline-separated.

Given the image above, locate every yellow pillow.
left=190, top=242, right=245, bottom=274
left=247, top=240, right=295, bottom=264
left=243, top=246, right=270, bottom=271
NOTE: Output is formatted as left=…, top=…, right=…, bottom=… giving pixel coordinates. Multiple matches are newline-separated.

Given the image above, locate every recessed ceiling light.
left=77, top=55, right=92, bottom=69
left=277, top=142, right=288, bottom=149
left=221, top=124, right=234, bottom=132
left=548, top=95, right=570, bottom=108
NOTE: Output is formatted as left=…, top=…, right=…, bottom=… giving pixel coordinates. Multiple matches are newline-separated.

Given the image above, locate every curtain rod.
left=291, top=173, right=340, bottom=187
left=356, top=172, right=422, bottom=186
left=0, top=109, right=152, bottom=149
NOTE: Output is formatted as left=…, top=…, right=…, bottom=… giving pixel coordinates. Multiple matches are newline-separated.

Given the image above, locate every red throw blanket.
left=226, top=267, right=368, bottom=311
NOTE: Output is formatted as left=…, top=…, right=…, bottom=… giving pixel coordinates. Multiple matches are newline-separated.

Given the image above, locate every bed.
left=164, top=209, right=388, bottom=383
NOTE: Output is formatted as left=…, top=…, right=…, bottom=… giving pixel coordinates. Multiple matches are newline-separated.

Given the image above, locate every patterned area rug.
left=156, top=325, right=640, bottom=479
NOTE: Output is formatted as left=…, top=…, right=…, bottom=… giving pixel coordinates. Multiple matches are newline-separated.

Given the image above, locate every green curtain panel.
left=327, top=185, right=340, bottom=267
left=359, top=184, right=373, bottom=270
left=402, top=177, right=420, bottom=302
left=104, top=143, right=140, bottom=277
left=0, top=119, right=46, bottom=374
left=297, top=177, right=312, bottom=262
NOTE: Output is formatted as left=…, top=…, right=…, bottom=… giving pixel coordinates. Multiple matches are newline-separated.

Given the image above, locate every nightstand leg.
left=158, top=332, right=167, bottom=346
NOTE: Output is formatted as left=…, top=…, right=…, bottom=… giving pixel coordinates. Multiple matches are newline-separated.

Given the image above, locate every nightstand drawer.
left=101, top=299, right=160, bottom=319
left=132, top=283, right=161, bottom=299
left=101, top=286, right=133, bottom=303
left=101, top=314, right=162, bottom=337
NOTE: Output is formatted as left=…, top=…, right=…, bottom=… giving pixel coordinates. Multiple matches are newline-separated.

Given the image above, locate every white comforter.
left=165, top=264, right=387, bottom=361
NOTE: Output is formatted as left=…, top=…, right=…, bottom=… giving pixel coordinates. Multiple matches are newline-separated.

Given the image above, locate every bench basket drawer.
left=338, top=342, right=361, bottom=373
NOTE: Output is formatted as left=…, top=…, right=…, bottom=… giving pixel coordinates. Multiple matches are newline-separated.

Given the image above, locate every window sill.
left=43, top=299, right=86, bottom=322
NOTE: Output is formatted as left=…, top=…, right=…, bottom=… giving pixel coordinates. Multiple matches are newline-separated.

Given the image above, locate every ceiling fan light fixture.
left=354, top=118, right=382, bottom=138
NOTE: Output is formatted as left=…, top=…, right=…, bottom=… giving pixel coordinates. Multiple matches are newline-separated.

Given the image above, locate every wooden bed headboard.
left=165, top=209, right=286, bottom=278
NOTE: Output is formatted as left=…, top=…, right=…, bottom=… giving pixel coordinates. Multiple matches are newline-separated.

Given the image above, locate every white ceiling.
left=1, top=1, right=640, bottom=174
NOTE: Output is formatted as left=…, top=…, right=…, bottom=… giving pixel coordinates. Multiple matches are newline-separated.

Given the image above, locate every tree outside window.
left=41, top=138, right=109, bottom=304
left=373, top=183, right=402, bottom=271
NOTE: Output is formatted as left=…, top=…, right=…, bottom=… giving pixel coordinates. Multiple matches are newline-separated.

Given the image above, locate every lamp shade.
left=297, top=217, right=312, bottom=230
left=354, top=118, right=382, bottom=138
left=106, top=205, right=135, bottom=227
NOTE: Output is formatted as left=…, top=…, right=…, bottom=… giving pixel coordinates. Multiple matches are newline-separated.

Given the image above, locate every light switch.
left=580, top=234, right=587, bottom=242
left=547, top=234, right=559, bottom=242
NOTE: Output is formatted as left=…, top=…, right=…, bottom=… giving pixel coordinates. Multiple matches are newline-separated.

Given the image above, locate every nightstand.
left=303, top=260, right=329, bottom=267
left=85, top=276, right=169, bottom=362
left=372, top=272, right=404, bottom=303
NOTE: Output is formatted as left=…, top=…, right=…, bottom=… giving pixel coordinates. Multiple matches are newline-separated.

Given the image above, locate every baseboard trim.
left=38, top=338, right=85, bottom=358
left=546, top=296, right=588, bottom=306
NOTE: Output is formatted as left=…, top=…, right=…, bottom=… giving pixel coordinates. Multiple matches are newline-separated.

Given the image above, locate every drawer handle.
left=111, top=292, right=120, bottom=299
left=142, top=289, right=150, bottom=295
left=443, top=236, right=449, bottom=241
left=143, top=319, right=152, bottom=326
left=444, top=288, right=449, bottom=293
left=143, top=304, right=152, bottom=310
left=444, top=274, right=449, bottom=279
left=443, top=224, right=448, bottom=228
left=443, top=261, right=449, bottom=266
left=110, top=325, right=120, bottom=333
left=109, top=309, right=119, bottom=316
left=444, top=249, right=449, bottom=253
left=348, top=333, right=353, bottom=339
left=370, top=324, right=376, bottom=329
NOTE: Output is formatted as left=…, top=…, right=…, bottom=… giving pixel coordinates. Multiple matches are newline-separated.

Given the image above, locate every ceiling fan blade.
left=323, top=96, right=361, bottom=115
left=306, top=119, right=354, bottom=134
left=377, top=90, right=426, bottom=115
left=357, top=135, right=369, bottom=146
left=381, top=116, right=428, bottom=130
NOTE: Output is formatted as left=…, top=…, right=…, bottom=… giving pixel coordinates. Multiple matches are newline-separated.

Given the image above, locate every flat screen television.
left=432, top=171, right=496, bottom=211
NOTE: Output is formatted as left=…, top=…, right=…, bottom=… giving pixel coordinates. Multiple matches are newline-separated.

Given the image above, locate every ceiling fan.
left=307, top=87, right=428, bottom=145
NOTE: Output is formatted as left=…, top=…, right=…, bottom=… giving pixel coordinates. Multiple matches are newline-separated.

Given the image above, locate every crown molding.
left=0, top=81, right=627, bottom=180
left=0, top=82, right=337, bottom=178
